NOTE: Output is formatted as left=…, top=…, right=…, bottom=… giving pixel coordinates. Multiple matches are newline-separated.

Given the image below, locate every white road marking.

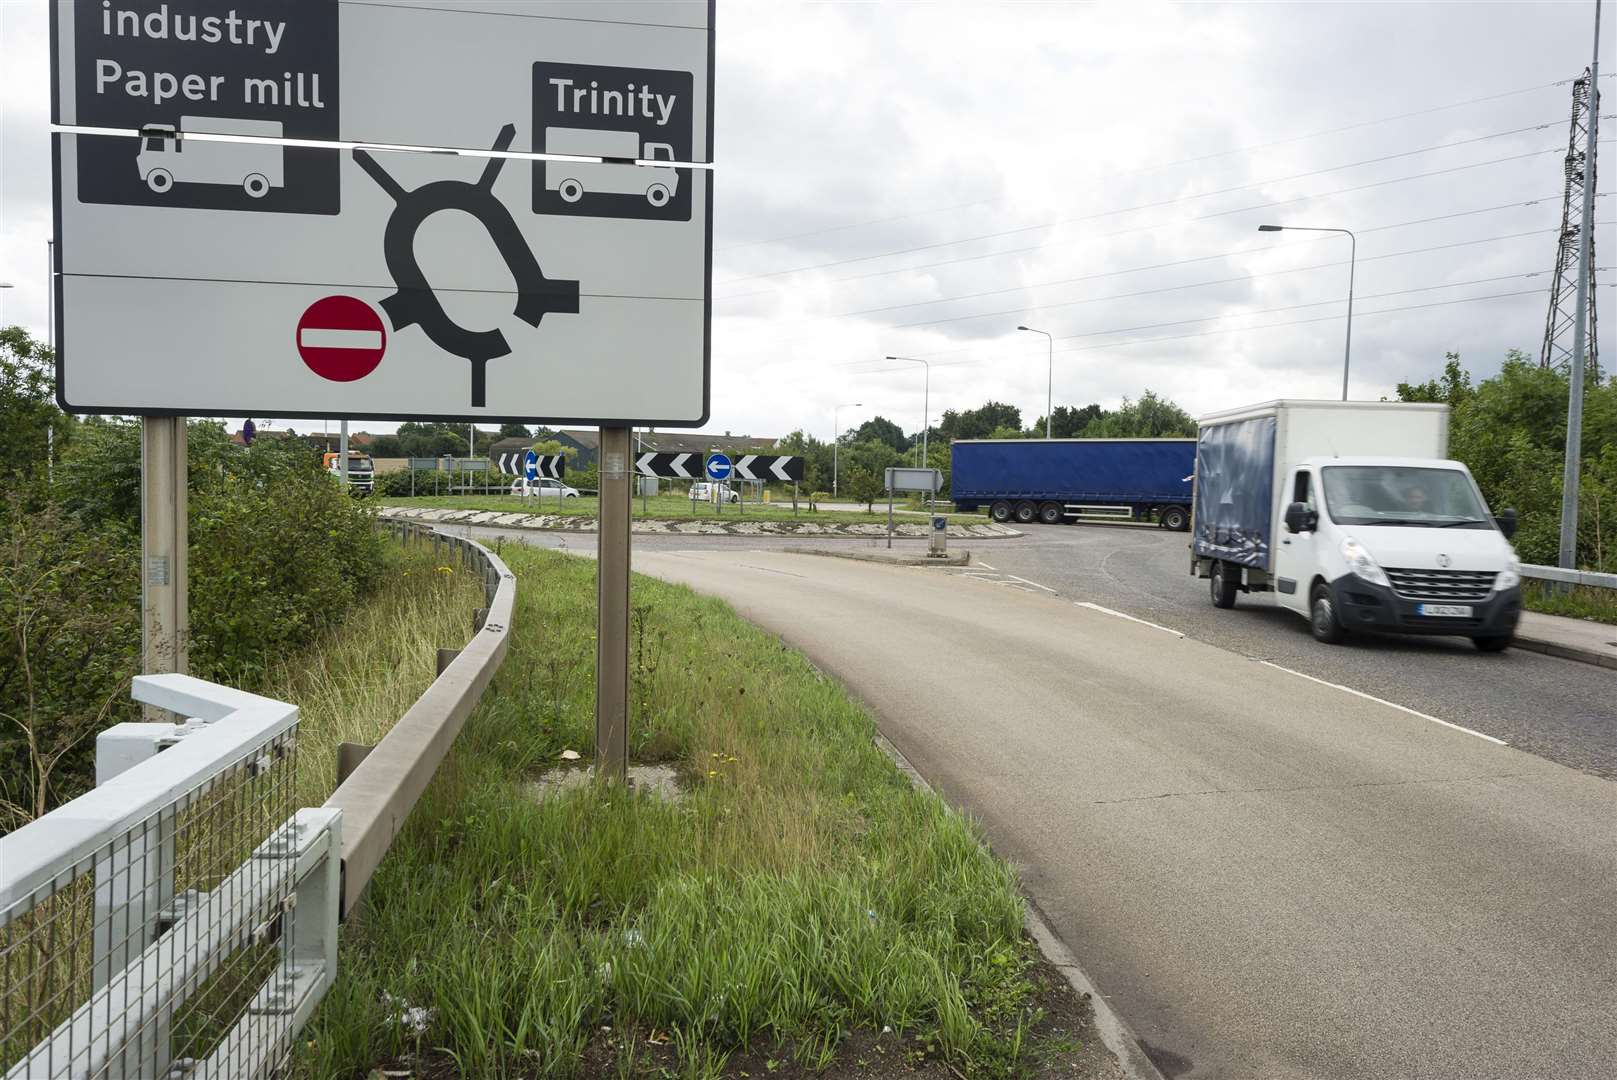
left=1004, top=573, right=1057, bottom=594
left=1075, top=601, right=1185, bottom=638
left=975, top=561, right=997, bottom=571
left=1257, top=660, right=1508, bottom=745
left=298, top=327, right=382, bottom=349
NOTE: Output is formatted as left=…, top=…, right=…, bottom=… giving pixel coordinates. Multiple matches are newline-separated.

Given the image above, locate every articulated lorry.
left=951, top=438, right=1197, bottom=528
left=1190, top=400, right=1522, bottom=650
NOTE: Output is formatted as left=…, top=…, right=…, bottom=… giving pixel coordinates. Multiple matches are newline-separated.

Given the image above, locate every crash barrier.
left=1520, top=563, right=1617, bottom=590
left=0, top=526, right=513, bottom=1078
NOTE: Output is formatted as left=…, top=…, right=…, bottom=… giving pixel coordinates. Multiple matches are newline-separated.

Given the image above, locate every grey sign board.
left=885, top=467, right=943, bottom=493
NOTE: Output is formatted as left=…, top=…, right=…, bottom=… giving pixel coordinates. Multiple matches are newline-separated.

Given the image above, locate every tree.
left=368, top=433, right=404, bottom=457
left=844, top=439, right=902, bottom=510
left=772, top=430, right=833, bottom=494
left=1081, top=391, right=1196, bottom=437
left=1396, top=353, right=1474, bottom=406
left=939, top=402, right=1022, bottom=441
left=1, top=327, right=68, bottom=480
left=395, top=422, right=467, bottom=458
left=497, top=422, right=533, bottom=439
left=852, top=415, right=909, bottom=454
left=1032, top=403, right=1105, bottom=438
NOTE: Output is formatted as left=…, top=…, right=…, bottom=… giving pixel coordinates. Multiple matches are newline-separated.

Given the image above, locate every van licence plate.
left=1418, top=604, right=1473, bottom=618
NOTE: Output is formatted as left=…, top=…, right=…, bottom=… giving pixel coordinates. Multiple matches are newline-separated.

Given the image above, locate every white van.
left=1190, top=400, right=1522, bottom=651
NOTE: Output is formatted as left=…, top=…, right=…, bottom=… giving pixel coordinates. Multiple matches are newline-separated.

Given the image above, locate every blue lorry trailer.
left=950, top=438, right=1197, bottom=528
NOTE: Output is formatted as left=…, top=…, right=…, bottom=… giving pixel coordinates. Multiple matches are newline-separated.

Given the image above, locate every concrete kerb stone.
left=1509, top=635, right=1617, bottom=670
left=375, top=506, right=1024, bottom=541
left=783, top=547, right=972, bottom=567
left=869, top=732, right=1167, bottom=1080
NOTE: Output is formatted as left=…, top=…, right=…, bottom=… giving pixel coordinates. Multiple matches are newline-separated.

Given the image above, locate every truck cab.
left=1272, top=457, right=1520, bottom=649
left=323, top=451, right=375, bottom=496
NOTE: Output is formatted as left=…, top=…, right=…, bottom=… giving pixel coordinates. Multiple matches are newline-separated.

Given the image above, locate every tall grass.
left=298, top=548, right=1045, bottom=1078
left=262, top=539, right=486, bottom=809
left=1521, top=579, right=1617, bottom=626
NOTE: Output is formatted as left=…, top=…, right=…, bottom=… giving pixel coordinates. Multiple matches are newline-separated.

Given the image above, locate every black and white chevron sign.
left=531, top=455, right=565, bottom=479
left=495, top=452, right=522, bottom=475
left=635, top=452, right=702, bottom=479
left=495, top=453, right=564, bottom=478
left=732, top=454, right=803, bottom=482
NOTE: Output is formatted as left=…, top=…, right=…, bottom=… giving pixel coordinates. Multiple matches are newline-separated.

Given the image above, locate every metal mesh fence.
left=1, top=726, right=298, bottom=1079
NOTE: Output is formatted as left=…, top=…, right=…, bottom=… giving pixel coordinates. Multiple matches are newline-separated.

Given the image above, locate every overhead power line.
left=717, top=74, right=1596, bottom=255
left=716, top=133, right=1580, bottom=290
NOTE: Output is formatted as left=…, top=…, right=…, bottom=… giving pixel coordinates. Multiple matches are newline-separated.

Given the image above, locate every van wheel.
left=243, top=173, right=271, bottom=198
left=989, top=500, right=1012, bottom=523
left=1038, top=502, right=1064, bottom=525
left=1211, top=561, right=1239, bottom=609
left=558, top=179, right=584, bottom=203
left=646, top=183, right=671, bottom=207
left=1310, top=583, right=1346, bottom=644
left=1162, top=506, right=1189, bottom=532
left=145, top=168, right=174, bottom=194
left=1473, top=634, right=1512, bottom=652
left=1013, top=501, right=1038, bottom=524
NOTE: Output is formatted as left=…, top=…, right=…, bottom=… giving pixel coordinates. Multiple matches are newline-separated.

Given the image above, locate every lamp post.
left=832, top=401, right=862, bottom=497
left=1016, top=326, right=1054, bottom=437
left=1257, top=224, right=1356, bottom=400
left=883, top=355, right=931, bottom=469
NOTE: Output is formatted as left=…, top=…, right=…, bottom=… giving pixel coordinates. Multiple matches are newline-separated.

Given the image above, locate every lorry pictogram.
left=137, top=118, right=285, bottom=198
left=353, top=124, right=580, bottom=407
left=543, top=127, right=680, bottom=206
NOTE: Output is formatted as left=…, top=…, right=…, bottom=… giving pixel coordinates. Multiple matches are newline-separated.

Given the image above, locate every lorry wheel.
left=243, top=173, right=271, bottom=198
left=1013, top=501, right=1038, bottom=524
left=1309, top=583, right=1347, bottom=644
left=145, top=168, right=173, bottom=194
left=990, top=500, right=1012, bottom=523
left=1473, top=634, right=1513, bottom=653
left=558, top=179, right=584, bottom=203
left=1038, top=502, right=1063, bottom=525
left=1211, top=561, right=1239, bottom=609
left=646, top=184, right=671, bottom=207
left=1162, top=506, right=1189, bottom=532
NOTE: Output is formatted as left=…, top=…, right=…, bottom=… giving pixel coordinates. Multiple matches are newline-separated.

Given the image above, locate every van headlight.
left=1495, top=557, right=1521, bottom=592
left=1339, top=537, right=1390, bottom=588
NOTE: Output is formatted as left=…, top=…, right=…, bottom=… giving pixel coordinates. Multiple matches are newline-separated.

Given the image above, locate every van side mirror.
left=1284, top=501, right=1315, bottom=534
left=1496, top=507, right=1518, bottom=539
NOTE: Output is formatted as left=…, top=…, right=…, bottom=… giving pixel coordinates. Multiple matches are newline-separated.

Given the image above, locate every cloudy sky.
left=2, top=1, right=1610, bottom=441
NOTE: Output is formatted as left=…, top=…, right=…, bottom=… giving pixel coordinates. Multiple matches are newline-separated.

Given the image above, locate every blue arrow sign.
left=706, top=453, right=732, bottom=481
left=524, top=449, right=538, bottom=481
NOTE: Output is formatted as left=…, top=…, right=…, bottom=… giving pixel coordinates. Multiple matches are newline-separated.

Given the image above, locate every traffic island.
left=377, top=503, right=1024, bottom=540
left=297, top=547, right=1127, bottom=1080
left=783, top=546, right=972, bottom=567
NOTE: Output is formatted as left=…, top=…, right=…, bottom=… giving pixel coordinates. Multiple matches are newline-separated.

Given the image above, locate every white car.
left=689, top=482, right=740, bottom=504
left=511, top=477, right=580, bottom=498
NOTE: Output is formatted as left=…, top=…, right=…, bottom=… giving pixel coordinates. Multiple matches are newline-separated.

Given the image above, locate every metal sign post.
left=141, top=417, right=188, bottom=720
left=596, top=427, right=631, bottom=784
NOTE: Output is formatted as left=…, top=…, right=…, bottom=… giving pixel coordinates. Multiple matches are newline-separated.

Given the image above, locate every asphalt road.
left=619, top=547, right=1616, bottom=1080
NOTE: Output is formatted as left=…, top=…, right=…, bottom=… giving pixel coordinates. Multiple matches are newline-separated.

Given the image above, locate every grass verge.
left=297, top=547, right=1098, bottom=1079
left=264, top=538, right=486, bottom=808
left=1521, top=579, right=1617, bottom=626
left=379, top=493, right=986, bottom=526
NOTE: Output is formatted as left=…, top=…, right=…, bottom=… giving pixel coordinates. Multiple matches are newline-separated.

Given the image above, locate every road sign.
left=524, top=450, right=539, bottom=481
left=705, top=453, right=732, bottom=481
left=296, top=296, right=387, bottom=382
left=732, top=454, right=803, bottom=483
left=51, top=0, right=715, bottom=426
left=886, top=467, right=943, bottom=493
left=635, top=451, right=701, bottom=479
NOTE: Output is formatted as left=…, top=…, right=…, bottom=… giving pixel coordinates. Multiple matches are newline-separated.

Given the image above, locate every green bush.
left=374, top=468, right=443, bottom=498
left=0, top=419, right=384, bottom=825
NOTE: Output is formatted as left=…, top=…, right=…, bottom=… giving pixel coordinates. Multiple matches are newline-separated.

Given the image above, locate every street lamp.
left=883, top=355, right=931, bottom=469
left=832, top=401, right=862, bottom=497
left=1258, top=224, right=1356, bottom=400
left=1017, top=326, right=1054, bottom=438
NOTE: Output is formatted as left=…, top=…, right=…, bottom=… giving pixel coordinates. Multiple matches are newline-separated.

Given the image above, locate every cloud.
left=3, top=0, right=1607, bottom=438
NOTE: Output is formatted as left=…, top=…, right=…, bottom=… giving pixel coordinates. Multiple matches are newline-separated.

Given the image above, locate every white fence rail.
left=1, top=675, right=340, bottom=1080
left=1520, top=563, right=1617, bottom=590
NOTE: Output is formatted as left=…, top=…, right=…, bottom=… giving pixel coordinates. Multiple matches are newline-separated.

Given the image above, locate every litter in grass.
left=525, top=762, right=687, bottom=803
left=380, top=992, right=433, bottom=1035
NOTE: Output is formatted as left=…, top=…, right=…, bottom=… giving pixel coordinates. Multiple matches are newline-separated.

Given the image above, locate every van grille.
left=1384, top=567, right=1496, bottom=602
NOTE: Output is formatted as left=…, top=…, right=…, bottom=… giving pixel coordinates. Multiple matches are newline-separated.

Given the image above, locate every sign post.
left=141, top=417, right=188, bottom=719
left=596, top=427, right=632, bottom=783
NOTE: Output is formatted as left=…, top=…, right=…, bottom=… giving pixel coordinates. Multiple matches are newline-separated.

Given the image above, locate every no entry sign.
left=296, top=296, right=386, bottom=382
